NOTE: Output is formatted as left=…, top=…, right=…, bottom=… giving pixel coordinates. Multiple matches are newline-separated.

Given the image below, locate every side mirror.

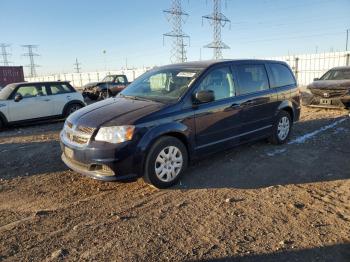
left=313, top=78, right=319, bottom=81
left=14, top=94, right=23, bottom=102
left=193, top=90, right=215, bottom=104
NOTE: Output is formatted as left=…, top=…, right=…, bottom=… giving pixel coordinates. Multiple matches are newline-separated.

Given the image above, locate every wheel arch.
left=0, top=111, right=8, bottom=126
left=276, top=101, right=295, bottom=122
left=137, top=123, right=193, bottom=172
left=62, top=100, right=85, bottom=116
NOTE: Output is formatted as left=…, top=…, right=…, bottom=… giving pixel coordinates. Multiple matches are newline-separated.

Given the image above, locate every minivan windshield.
left=320, top=69, right=350, bottom=80
left=120, top=68, right=202, bottom=103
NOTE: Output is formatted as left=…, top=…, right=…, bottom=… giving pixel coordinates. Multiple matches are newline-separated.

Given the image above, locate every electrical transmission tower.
left=74, top=58, right=82, bottom=73
left=203, top=0, right=231, bottom=59
left=0, top=43, right=11, bottom=66
left=163, top=0, right=190, bottom=63
left=22, top=45, right=40, bottom=77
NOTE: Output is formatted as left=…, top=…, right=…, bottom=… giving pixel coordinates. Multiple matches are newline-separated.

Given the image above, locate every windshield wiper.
left=119, top=94, right=156, bottom=102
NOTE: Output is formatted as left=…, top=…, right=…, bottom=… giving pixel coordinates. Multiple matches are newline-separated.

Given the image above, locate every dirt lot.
left=0, top=107, right=349, bottom=261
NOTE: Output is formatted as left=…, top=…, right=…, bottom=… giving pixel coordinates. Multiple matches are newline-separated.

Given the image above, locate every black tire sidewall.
left=270, top=111, right=292, bottom=144
left=144, top=136, right=188, bottom=188
left=65, top=104, right=82, bottom=117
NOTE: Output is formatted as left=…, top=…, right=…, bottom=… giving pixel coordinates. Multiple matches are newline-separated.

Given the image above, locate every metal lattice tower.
left=74, top=58, right=82, bottom=73
left=0, top=43, right=11, bottom=66
left=203, top=0, right=231, bottom=59
left=163, top=0, right=190, bottom=63
left=22, top=45, right=40, bottom=77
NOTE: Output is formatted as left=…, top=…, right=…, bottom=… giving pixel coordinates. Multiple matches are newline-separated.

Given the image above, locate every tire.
left=0, top=119, right=3, bottom=131
left=143, top=136, right=188, bottom=188
left=100, top=90, right=111, bottom=100
left=65, top=103, right=83, bottom=117
left=269, top=110, right=292, bottom=145
left=87, top=94, right=98, bottom=101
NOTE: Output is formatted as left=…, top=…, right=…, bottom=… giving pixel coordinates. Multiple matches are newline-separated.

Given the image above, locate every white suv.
left=0, top=81, right=85, bottom=129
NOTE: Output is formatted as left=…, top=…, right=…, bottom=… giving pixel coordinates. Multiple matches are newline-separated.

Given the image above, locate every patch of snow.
left=289, top=118, right=346, bottom=145
left=267, top=148, right=287, bottom=157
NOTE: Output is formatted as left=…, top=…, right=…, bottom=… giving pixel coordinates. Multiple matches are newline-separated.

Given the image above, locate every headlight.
left=95, top=125, right=135, bottom=143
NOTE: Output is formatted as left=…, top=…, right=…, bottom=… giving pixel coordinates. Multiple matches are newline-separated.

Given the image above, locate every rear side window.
left=236, top=64, right=269, bottom=95
left=49, top=84, right=73, bottom=95
left=269, top=63, right=296, bottom=88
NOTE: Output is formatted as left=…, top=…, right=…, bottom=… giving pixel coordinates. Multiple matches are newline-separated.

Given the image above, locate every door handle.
left=242, top=100, right=255, bottom=105
left=43, top=99, right=51, bottom=102
left=230, top=103, right=240, bottom=108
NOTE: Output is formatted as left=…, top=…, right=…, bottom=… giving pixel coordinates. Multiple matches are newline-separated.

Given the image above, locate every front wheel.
left=269, top=111, right=292, bottom=145
left=100, top=90, right=111, bottom=100
left=65, top=103, right=82, bottom=117
left=143, top=136, right=188, bottom=188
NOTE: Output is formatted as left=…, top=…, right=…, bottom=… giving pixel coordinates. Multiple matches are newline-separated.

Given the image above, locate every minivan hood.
left=68, top=97, right=165, bottom=128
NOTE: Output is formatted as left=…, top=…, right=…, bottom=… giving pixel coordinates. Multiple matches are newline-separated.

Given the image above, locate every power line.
left=0, top=43, right=11, bottom=66
left=74, top=58, right=82, bottom=73
left=163, top=0, right=190, bottom=63
left=203, top=0, right=231, bottom=59
left=22, top=45, right=40, bottom=77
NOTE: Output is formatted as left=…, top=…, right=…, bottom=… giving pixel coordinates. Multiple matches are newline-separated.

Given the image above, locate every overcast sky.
left=1, top=0, right=349, bottom=75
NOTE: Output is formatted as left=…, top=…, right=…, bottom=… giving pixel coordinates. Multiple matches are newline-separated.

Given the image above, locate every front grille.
left=64, top=123, right=94, bottom=146
left=310, top=89, right=349, bottom=98
left=76, top=126, right=95, bottom=135
left=66, top=121, right=73, bottom=129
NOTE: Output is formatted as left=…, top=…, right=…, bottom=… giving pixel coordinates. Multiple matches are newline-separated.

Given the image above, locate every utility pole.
left=22, top=45, right=39, bottom=77
left=346, top=29, right=349, bottom=51
left=0, top=43, right=11, bottom=66
left=203, top=0, right=231, bottom=59
left=74, top=58, right=82, bottom=73
left=163, top=0, right=190, bottom=63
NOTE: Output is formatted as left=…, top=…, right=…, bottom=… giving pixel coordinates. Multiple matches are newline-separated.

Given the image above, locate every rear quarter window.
left=49, top=83, right=74, bottom=95
left=269, top=63, right=296, bottom=88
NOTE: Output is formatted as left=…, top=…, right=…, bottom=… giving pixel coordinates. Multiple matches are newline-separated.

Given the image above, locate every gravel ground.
left=0, top=106, right=349, bottom=261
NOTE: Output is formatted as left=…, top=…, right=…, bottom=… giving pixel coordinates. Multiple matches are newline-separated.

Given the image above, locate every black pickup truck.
left=82, top=74, right=130, bottom=100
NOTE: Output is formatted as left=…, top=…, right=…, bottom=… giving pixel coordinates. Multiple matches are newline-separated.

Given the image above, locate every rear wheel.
left=269, top=111, right=292, bottom=145
left=143, top=136, right=188, bottom=188
left=65, top=103, right=82, bottom=117
left=0, top=119, right=3, bottom=131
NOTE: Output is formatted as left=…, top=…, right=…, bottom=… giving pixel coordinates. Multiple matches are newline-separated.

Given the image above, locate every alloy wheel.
left=277, top=116, right=290, bottom=141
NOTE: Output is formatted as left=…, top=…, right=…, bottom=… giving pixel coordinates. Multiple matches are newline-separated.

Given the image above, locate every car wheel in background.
left=65, top=104, right=82, bottom=117
left=269, top=110, right=292, bottom=145
left=143, top=136, right=188, bottom=188
left=87, top=94, right=99, bottom=101
left=100, top=90, right=111, bottom=100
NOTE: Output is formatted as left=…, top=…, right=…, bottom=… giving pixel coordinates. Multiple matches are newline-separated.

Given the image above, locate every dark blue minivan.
left=60, top=60, right=300, bottom=188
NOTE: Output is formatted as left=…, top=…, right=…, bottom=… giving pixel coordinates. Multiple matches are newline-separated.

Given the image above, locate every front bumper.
left=303, top=94, right=350, bottom=109
left=60, top=136, right=143, bottom=182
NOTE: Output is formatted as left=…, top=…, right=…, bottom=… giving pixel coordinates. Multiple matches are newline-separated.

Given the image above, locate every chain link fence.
left=266, top=51, right=350, bottom=86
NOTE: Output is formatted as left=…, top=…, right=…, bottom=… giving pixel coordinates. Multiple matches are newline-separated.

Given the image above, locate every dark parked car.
left=303, top=66, right=350, bottom=109
left=60, top=60, right=300, bottom=188
left=82, top=74, right=130, bottom=100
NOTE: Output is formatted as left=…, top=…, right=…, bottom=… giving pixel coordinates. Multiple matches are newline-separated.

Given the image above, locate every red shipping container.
left=0, top=66, right=25, bottom=87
